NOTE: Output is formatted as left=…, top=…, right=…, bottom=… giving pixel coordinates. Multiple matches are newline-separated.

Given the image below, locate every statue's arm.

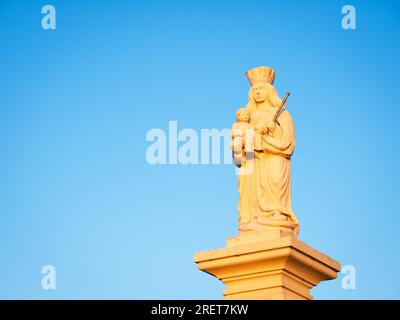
left=262, top=140, right=286, bottom=154
left=263, top=110, right=295, bottom=154
left=264, top=133, right=291, bottom=151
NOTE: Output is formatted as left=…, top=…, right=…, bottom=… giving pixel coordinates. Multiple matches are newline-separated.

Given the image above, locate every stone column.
left=194, top=232, right=340, bottom=300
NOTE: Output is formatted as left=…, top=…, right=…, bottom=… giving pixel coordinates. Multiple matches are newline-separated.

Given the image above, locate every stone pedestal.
left=194, top=234, right=340, bottom=300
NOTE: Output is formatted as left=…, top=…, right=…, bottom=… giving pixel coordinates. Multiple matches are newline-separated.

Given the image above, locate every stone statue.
left=194, top=68, right=341, bottom=299
left=231, top=66, right=299, bottom=237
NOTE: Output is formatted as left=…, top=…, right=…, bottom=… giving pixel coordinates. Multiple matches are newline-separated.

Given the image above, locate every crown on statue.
left=246, top=66, right=275, bottom=85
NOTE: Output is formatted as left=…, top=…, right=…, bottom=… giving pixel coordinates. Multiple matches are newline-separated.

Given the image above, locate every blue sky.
left=0, top=0, right=399, bottom=299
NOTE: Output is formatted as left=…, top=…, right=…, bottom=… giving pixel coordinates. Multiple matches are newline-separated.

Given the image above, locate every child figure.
left=231, top=108, right=260, bottom=166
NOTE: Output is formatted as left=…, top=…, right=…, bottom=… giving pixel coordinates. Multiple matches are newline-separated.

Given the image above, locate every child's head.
left=236, top=108, right=250, bottom=122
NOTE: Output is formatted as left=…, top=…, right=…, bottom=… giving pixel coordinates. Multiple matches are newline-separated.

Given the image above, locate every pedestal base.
left=194, top=235, right=340, bottom=300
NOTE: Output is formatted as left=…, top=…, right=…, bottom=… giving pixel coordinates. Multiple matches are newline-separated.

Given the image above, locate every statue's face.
left=238, top=110, right=250, bottom=122
left=252, top=82, right=269, bottom=103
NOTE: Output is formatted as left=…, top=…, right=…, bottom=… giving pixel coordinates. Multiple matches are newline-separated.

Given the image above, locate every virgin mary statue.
left=233, top=66, right=299, bottom=236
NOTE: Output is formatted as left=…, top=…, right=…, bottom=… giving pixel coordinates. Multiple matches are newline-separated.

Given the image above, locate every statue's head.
left=236, top=108, right=250, bottom=123
left=245, top=66, right=282, bottom=111
left=252, top=82, right=270, bottom=103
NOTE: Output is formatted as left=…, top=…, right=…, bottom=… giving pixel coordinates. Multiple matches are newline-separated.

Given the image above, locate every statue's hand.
left=255, top=126, right=266, bottom=135
left=267, top=122, right=276, bottom=135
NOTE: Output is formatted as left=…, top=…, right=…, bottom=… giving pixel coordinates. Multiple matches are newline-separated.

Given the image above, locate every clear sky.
left=0, top=0, right=399, bottom=299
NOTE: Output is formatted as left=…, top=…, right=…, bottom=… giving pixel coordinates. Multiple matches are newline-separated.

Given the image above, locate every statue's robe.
left=238, top=107, right=299, bottom=232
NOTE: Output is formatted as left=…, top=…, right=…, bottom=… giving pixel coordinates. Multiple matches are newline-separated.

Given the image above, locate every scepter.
left=273, top=92, right=291, bottom=124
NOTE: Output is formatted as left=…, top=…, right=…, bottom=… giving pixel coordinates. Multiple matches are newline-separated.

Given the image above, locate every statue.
left=231, top=66, right=299, bottom=237
left=194, top=67, right=341, bottom=300
left=231, top=108, right=253, bottom=167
